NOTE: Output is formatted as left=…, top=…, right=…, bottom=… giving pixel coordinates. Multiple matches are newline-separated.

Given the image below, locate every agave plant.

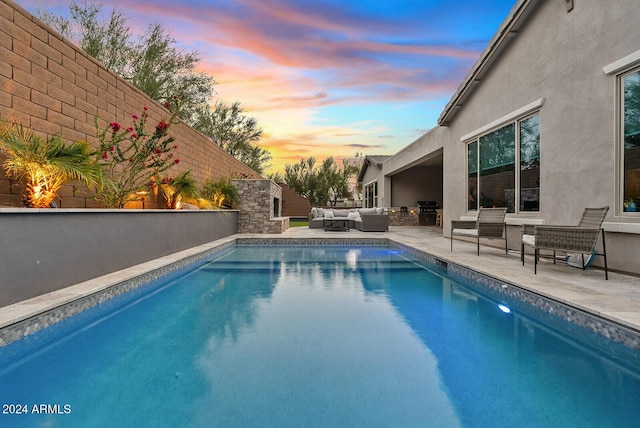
left=0, top=120, right=103, bottom=208
left=154, top=170, right=200, bottom=209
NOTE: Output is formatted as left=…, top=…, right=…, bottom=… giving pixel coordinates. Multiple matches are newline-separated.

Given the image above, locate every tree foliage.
left=193, top=101, right=270, bottom=174
left=38, top=0, right=272, bottom=175
left=284, top=156, right=360, bottom=207
left=37, top=0, right=215, bottom=121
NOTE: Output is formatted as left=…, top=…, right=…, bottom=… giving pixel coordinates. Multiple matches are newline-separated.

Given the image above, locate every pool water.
left=1, top=246, right=639, bottom=427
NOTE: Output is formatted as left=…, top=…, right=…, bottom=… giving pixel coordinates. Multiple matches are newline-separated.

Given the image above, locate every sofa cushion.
left=347, top=211, right=361, bottom=220
left=359, top=208, right=377, bottom=215
left=333, top=209, right=351, bottom=217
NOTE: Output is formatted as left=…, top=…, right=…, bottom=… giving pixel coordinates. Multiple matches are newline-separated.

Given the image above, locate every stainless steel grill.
left=417, top=201, right=439, bottom=225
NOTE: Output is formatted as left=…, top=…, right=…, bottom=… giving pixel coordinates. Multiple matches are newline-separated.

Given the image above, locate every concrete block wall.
left=279, top=183, right=311, bottom=217
left=0, top=0, right=259, bottom=208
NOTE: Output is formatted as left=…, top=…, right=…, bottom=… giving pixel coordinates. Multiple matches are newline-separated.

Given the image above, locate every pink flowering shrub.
left=94, top=98, right=183, bottom=208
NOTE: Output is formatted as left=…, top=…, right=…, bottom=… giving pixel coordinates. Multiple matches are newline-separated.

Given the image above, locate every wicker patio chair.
left=520, top=206, right=609, bottom=279
left=450, top=207, right=508, bottom=256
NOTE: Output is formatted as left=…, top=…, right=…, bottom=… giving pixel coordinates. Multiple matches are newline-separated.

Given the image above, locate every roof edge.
left=438, top=0, right=541, bottom=126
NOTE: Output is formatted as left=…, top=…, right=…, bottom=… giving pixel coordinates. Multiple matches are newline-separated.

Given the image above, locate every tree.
left=193, top=101, right=270, bottom=174
left=129, top=24, right=215, bottom=122
left=38, top=0, right=131, bottom=75
left=37, top=0, right=215, bottom=117
left=284, top=156, right=360, bottom=207
left=323, top=158, right=360, bottom=206
left=38, top=0, right=271, bottom=174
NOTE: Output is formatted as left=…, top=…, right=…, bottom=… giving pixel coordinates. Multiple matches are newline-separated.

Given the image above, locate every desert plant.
left=94, top=98, right=181, bottom=208
left=152, top=170, right=200, bottom=209
left=0, top=120, right=102, bottom=208
left=201, top=177, right=239, bottom=208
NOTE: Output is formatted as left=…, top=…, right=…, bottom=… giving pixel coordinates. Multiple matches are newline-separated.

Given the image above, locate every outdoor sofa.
left=308, top=207, right=389, bottom=232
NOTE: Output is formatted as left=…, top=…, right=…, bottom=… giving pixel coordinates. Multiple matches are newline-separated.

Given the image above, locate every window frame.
left=363, top=180, right=378, bottom=208
left=465, top=111, right=540, bottom=214
left=617, top=65, right=640, bottom=217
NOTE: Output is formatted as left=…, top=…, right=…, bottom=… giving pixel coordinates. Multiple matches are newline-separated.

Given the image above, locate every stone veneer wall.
left=0, top=0, right=259, bottom=208
left=388, top=207, right=420, bottom=226
left=232, top=179, right=288, bottom=234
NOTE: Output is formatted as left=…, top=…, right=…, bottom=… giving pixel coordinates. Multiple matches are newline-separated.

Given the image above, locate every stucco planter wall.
left=0, top=209, right=238, bottom=307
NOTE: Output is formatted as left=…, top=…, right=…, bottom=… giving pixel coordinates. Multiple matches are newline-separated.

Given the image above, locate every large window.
left=364, top=181, right=378, bottom=208
left=622, top=68, right=640, bottom=213
left=467, top=113, right=540, bottom=213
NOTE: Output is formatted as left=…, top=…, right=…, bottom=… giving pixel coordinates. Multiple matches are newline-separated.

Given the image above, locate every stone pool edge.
left=0, top=236, right=638, bottom=351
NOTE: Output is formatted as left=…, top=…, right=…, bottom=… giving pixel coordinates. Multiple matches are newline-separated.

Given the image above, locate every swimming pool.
left=1, top=244, right=639, bottom=427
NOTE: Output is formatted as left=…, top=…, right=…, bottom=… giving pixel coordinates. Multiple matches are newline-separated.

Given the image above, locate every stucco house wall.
left=391, top=166, right=442, bottom=208
left=370, top=0, right=640, bottom=275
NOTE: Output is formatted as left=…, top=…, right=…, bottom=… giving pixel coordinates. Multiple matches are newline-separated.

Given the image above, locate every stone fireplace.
left=231, top=179, right=289, bottom=234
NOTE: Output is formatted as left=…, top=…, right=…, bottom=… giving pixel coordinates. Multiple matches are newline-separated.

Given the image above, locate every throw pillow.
left=316, top=208, right=325, bottom=217
left=311, top=207, right=318, bottom=218
left=347, top=211, right=361, bottom=220
left=324, top=210, right=334, bottom=218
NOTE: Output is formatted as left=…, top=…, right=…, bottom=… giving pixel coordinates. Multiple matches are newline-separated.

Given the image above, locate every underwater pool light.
left=498, top=304, right=512, bottom=314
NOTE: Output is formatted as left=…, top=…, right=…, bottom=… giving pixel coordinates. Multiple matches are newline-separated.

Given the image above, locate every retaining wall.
left=0, top=209, right=238, bottom=307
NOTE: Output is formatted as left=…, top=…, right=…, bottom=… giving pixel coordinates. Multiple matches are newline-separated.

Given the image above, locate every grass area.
left=289, top=220, right=309, bottom=228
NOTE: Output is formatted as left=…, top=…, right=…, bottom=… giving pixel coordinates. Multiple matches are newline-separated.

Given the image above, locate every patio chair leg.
left=521, top=243, right=524, bottom=265
left=504, top=224, right=508, bottom=255
left=581, top=253, right=586, bottom=270
left=534, top=249, right=538, bottom=274
left=602, top=229, right=608, bottom=280
left=477, top=238, right=480, bottom=256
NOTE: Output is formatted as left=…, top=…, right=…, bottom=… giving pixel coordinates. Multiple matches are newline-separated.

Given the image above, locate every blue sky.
left=20, top=0, right=516, bottom=172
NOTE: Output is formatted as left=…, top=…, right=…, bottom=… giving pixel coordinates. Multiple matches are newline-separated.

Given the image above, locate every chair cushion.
left=452, top=228, right=478, bottom=237
left=521, top=234, right=535, bottom=246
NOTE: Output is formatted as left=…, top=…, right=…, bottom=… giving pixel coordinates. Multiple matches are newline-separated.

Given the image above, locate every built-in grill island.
left=417, top=201, right=439, bottom=226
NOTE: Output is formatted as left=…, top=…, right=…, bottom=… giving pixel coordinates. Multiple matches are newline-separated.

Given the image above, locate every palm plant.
left=0, top=120, right=103, bottom=208
left=155, top=170, right=200, bottom=209
left=201, top=177, right=239, bottom=208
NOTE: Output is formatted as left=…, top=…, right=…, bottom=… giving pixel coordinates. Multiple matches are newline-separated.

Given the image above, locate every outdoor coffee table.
left=323, top=218, right=350, bottom=231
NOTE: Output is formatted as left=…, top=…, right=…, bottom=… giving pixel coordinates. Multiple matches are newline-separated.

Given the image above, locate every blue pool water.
left=1, top=245, right=639, bottom=427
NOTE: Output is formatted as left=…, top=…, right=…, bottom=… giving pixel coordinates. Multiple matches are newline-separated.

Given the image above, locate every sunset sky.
left=20, top=0, right=515, bottom=173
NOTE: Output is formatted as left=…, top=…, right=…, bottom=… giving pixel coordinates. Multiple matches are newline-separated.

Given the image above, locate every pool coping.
left=1, top=236, right=639, bottom=350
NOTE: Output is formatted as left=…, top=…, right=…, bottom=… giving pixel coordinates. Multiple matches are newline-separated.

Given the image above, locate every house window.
left=467, top=141, right=478, bottom=211
left=364, top=181, right=378, bottom=208
left=622, top=68, right=640, bottom=213
left=467, top=112, right=540, bottom=213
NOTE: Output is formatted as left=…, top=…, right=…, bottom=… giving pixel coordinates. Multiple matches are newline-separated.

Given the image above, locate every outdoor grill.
left=417, top=201, right=439, bottom=225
